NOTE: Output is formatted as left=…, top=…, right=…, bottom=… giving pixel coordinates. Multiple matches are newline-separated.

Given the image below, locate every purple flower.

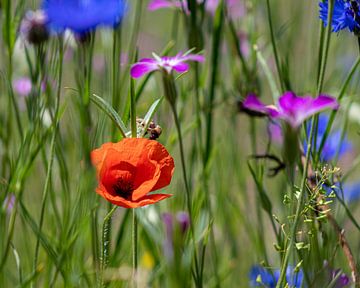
left=176, top=212, right=190, bottom=234
left=242, top=92, right=339, bottom=129
left=130, top=52, right=205, bottom=78
left=2, top=194, right=15, bottom=215
left=162, top=213, right=174, bottom=260
left=42, top=0, right=127, bottom=34
left=13, top=77, right=32, bottom=97
left=330, top=269, right=350, bottom=287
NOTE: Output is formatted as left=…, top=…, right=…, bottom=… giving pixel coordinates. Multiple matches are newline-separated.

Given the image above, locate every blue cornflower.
left=304, top=114, right=352, bottom=162
left=319, top=0, right=360, bottom=33
left=249, top=266, right=303, bottom=288
left=42, top=0, right=127, bottom=34
left=326, top=181, right=360, bottom=202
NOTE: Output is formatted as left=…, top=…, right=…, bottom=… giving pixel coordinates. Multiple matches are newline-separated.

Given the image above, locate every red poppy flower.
left=91, top=138, right=175, bottom=208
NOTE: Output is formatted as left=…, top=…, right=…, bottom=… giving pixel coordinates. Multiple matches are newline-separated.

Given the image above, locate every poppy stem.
left=132, top=209, right=138, bottom=288
left=100, top=205, right=117, bottom=287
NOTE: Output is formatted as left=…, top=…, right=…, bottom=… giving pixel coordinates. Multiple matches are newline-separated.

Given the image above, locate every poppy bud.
left=19, top=10, right=49, bottom=45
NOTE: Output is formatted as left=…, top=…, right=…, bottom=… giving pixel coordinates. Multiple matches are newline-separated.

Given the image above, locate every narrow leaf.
left=91, top=94, right=128, bottom=138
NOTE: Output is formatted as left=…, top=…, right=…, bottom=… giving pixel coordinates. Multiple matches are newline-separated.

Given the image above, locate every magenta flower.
left=242, top=92, right=339, bottom=128
left=130, top=52, right=205, bottom=79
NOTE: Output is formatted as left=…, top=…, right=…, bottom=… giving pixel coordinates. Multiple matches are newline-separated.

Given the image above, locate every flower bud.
left=176, top=211, right=190, bottom=234
left=20, top=10, right=49, bottom=45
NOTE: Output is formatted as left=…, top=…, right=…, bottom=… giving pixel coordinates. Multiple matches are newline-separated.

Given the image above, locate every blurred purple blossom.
left=93, top=55, right=106, bottom=73
left=162, top=213, right=174, bottom=260
left=162, top=211, right=190, bottom=261
left=2, top=194, right=15, bottom=215
left=13, top=77, right=32, bottom=97
left=130, top=52, right=204, bottom=78
left=176, top=211, right=190, bottom=234
left=330, top=269, right=350, bottom=287
left=242, top=92, right=339, bottom=129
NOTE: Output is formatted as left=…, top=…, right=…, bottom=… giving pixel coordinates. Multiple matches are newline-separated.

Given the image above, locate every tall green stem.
left=132, top=209, right=138, bottom=288
left=33, top=37, right=63, bottom=279
left=266, top=0, right=285, bottom=93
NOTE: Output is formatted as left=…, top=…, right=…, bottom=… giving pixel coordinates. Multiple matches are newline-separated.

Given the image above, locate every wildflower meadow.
left=1, top=0, right=360, bottom=287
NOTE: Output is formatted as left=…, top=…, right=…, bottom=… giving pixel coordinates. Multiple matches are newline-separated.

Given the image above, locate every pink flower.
left=130, top=52, right=205, bottom=78
left=12, top=77, right=32, bottom=97
left=148, top=0, right=245, bottom=18
left=242, top=92, right=339, bottom=129
left=2, top=194, right=15, bottom=215
left=148, top=0, right=183, bottom=11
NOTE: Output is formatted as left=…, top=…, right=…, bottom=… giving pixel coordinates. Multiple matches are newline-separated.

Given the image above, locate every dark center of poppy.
left=113, top=178, right=134, bottom=200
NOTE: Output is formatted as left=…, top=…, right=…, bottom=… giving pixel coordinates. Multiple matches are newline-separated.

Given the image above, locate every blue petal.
left=319, top=0, right=360, bottom=33
left=42, top=0, right=127, bottom=34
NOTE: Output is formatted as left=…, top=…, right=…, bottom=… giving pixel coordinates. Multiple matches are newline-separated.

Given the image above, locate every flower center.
left=349, top=0, right=360, bottom=21
left=113, top=178, right=134, bottom=200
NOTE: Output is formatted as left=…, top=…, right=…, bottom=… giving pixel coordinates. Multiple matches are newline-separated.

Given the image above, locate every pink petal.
left=172, top=62, right=189, bottom=73
left=242, top=94, right=271, bottom=115
left=278, top=92, right=339, bottom=128
left=182, top=54, right=205, bottom=63
left=130, top=59, right=159, bottom=78
left=294, top=95, right=339, bottom=126
left=148, top=0, right=175, bottom=10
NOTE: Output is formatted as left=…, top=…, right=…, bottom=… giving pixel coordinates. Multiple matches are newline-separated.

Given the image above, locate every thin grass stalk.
left=111, top=27, right=122, bottom=141
left=162, top=71, right=201, bottom=285
left=32, top=37, right=63, bottom=283
left=265, top=0, right=285, bottom=93
left=204, top=2, right=224, bottom=164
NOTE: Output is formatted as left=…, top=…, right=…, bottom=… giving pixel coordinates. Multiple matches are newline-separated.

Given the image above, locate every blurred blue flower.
left=319, top=0, right=360, bottom=33
left=249, top=266, right=303, bottom=287
left=304, top=114, right=351, bottom=162
left=42, top=0, right=127, bottom=34
left=327, top=181, right=360, bottom=203
left=343, top=182, right=360, bottom=202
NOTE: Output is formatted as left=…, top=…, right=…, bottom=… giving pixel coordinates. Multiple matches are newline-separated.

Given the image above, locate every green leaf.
left=18, top=202, right=63, bottom=276
left=255, top=46, right=280, bottom=101
left=247, top=161, right=273, bottom=215
left=91, top=94, right=128, bottom=138
left=141, top=98, right=163, bottom=137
